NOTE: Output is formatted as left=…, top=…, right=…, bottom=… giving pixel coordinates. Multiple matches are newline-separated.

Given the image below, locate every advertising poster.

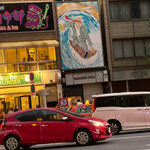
left=0, top=2, right=54, bottom=32
left=56, top=1, right=104, bottom=70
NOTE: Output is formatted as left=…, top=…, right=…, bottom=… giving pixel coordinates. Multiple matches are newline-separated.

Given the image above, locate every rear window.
left=94, top=94, right=146, bottom=108
left=77, top=105, right=93, bottom=113
left=95, top=96, right=117, bottom=108
left=119, top=95, right=145, bottom=107
left=15, top=111, right=37, bottom=122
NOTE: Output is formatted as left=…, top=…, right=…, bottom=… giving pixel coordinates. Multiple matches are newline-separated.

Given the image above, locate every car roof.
left=5, top=108, right=58, bottom=117
left=92, top=91, right=150, bottom=98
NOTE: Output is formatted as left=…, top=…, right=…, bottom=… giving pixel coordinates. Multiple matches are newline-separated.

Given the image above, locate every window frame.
left=109, top=0, right=150, bottom=22
left=113, top=38, right=150, bottom=59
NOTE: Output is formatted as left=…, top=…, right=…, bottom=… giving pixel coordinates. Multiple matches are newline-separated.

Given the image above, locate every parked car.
left=92, top=91, right=150, bottom=135
left=0, top=108, right=112, bottom=150
left=68, top=104, right=93, bottom=117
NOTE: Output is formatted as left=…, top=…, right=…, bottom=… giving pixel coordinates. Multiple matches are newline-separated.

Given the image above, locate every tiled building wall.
left=102, top=0, right=150, bottom=81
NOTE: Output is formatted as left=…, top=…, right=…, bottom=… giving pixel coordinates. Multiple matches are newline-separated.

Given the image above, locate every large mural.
left=56, top=1, right=104, bottom=70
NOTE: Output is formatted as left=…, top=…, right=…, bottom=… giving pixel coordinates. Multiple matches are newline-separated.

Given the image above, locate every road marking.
left=111, top=135, right=150, bottom=140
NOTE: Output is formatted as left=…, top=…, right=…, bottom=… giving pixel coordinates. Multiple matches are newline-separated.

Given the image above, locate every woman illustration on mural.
left=59, top=16, right=97, bottom=59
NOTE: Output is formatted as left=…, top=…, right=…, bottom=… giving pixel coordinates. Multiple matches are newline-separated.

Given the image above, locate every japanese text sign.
left=0, top=2, right=54, bottom=33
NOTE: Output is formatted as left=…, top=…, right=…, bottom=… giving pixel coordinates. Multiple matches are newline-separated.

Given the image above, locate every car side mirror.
left=62, top=116, right=70, bottom=121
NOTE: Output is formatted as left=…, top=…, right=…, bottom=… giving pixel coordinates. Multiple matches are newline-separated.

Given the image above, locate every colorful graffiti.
left=25, top=4, right=49, bottom=30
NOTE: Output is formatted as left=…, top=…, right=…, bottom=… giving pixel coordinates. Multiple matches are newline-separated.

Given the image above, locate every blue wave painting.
left=57, top=3, right=104, bottom=70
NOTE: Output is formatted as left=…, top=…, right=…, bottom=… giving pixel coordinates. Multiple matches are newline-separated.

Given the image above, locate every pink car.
left=0, top=108, right=112, bottom=150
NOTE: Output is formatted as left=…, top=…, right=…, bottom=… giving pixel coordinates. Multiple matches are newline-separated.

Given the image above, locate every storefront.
left=0, top=1, right=63, bottom=116
left=0, top=70, right=62, bottom=114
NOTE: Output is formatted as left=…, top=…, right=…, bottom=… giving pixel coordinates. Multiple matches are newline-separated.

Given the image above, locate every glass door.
left=21, top=96, right=30, bottom=110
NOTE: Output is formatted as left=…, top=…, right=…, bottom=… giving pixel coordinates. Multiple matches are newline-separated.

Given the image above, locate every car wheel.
left=22, top=145, right=31, bottom=149
left=4, top=135, right=21, bottom=150
left=109, top=121, right=120, bottom=135
left=75, top=129, right=92, bottom=145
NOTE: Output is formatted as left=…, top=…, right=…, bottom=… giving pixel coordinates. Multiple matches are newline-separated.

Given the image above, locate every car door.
left=116, top=95, right=145, bottom=130
left=15, top=110, right=41, bottom=144
left=144, top=95, right=150, bottom=127
left=40, top=110, right=73, bottom=143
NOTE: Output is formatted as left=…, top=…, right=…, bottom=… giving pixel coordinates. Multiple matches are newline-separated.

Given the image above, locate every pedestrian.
left=77, top=99, right=83, bottom=105
left=14, top=107, right=19, bottom=112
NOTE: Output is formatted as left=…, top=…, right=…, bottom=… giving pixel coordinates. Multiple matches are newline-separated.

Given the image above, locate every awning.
left=0, top=40, right=59, bottom=49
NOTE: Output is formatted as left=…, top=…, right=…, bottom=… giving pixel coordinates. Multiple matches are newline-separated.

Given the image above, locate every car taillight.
left=92, top=98, right=96, bottom=112
left=1, top=119, right=6, bottom=130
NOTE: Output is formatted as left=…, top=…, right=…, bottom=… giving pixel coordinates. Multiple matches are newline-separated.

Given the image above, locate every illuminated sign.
left=0, top=72, right=42, bottom=87
left=0, top=2, right=54, bottom=32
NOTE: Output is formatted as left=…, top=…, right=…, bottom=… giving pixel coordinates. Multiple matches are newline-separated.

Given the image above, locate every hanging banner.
left=0, top=2, right=54, bottom=32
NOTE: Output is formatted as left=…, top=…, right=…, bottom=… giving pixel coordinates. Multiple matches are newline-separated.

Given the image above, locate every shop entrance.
left=0, top=94, right=40, bottom=115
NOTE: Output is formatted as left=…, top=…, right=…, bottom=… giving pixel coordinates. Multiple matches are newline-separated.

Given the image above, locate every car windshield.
left=57, top=108, right=85, bottom=118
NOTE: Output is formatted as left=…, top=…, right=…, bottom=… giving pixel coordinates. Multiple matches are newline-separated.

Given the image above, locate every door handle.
left=41, top=124, right=48, bottom=127
left=15, top=124, right=22, bottom=127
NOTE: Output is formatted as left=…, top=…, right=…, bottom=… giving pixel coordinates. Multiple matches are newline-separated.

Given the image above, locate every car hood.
left=82, top=117, right=108, bottom=124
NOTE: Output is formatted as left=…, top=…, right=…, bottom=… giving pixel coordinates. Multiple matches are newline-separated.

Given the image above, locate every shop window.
left=19, top=64, right=27, bottom=72
left=37, top=47, right=56, bottom=61
left=0, top=65, right=6, bottom=73
left=18, top=48, right=27, bottom=62
left=27, top=48, right=36, bottom=61
left=39, top=62, right=57, bottom=70
left=21, top=96, right=30, bottom=110
left=5, top=49, right=17, bottom=63
left=31, top=96, right=40, bottom=108
left=28, top=63, right=38, bottom=71
left=7, top=64, right=18, bottom=73
left=0, top=49, right=5, bottom=63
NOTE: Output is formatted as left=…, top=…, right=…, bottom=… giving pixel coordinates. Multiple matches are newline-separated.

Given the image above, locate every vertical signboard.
left=56, top=1, right=104, bottom=70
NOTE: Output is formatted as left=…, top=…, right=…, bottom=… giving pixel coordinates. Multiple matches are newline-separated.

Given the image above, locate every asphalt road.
left=1, top=130, right=150, bottom=150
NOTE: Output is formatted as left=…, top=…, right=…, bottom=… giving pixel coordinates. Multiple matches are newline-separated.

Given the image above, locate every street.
left=1, top=130, right=150, bottom=150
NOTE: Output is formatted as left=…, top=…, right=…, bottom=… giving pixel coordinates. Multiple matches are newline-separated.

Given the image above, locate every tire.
left=22, top=145, right=31, bottom=149
left=75, top=129, right=92, bottom=145
left=109, top=121, right=120, bottom=135
left=4, top=135, right=21, bottom=150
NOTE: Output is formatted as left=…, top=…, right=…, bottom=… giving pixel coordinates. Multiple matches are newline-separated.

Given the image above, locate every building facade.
left=0, top=0, right=63, bottom=115
left=55, top=1, right=109, bottom=103
left=102, top=0, right=150, bottom=92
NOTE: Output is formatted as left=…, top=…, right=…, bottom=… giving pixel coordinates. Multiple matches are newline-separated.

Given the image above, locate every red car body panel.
left=0, top=108, right=111, bottom=146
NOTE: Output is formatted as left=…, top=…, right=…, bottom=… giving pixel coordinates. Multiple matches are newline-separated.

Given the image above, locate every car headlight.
left=89, top=120, right=104, bottom=127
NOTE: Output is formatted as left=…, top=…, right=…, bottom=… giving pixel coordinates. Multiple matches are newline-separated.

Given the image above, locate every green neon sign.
left=0, top=72, right=42, bottom=87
